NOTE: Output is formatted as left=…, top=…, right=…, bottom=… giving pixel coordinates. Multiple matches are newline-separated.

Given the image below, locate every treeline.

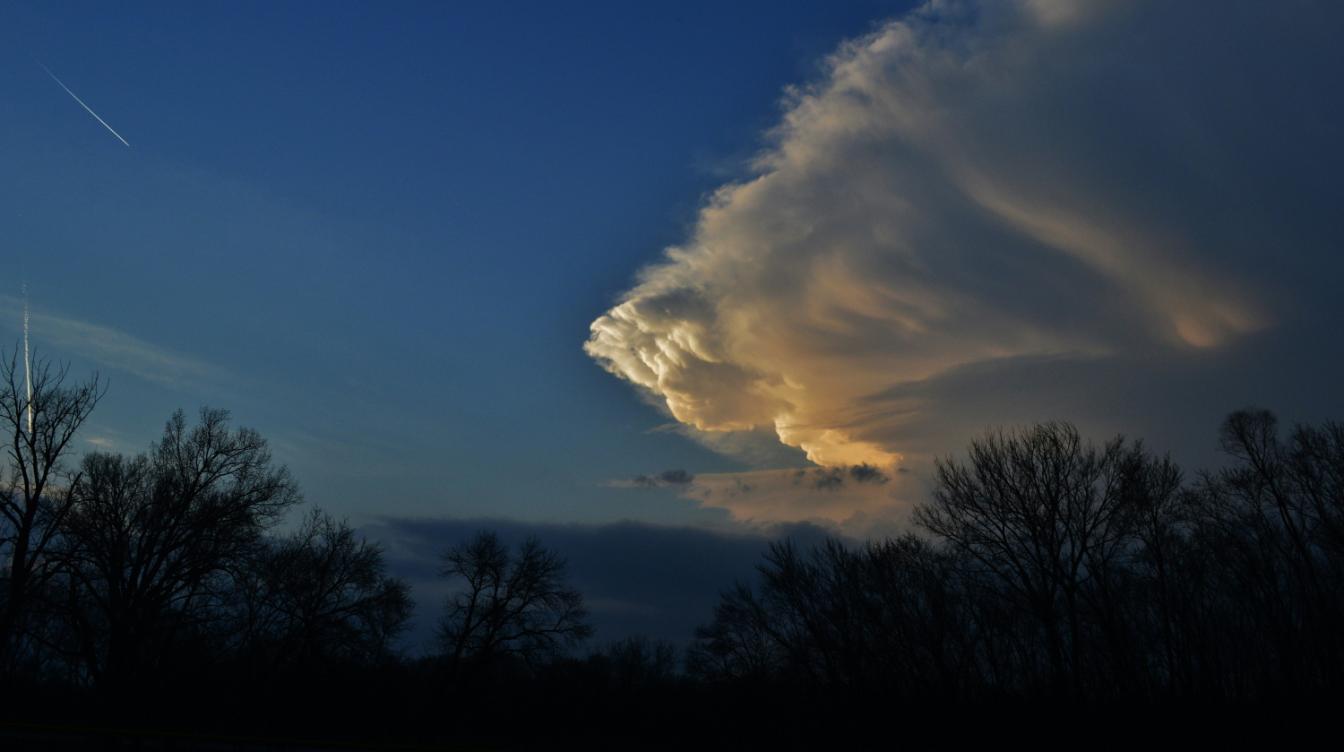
left=690, top=417, right=1344, bottom=702
left=3, top=352, right=1343, bottom=745
left=0, top=357, right=421, bottom=734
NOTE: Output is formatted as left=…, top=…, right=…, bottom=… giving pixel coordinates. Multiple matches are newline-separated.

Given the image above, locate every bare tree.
left=914, top=422, right=1157, bottom=693
left=600, top=636, right=680, bottom=689
left=237, top=507, right=412, bottom=670
left=689, top=535, right=972, bottom=696
left=1213, top=409, right=1344, bottom=569
left=0, top=350, right=102, bottom=667
left=439, top=531, right=591, bottom=674
left=1200, top=409, right=1344, bottom=687
left=687, top=581, right=779, bottom=683
left=60, top=407, right=299, bottom=692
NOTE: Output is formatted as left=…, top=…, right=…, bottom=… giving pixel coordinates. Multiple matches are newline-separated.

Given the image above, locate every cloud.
left=0, top=294, right=224, bottom=390
left=587, top=0, right=1344, bottom=491
left=648, top=422, right=807, bottom=469
left=608, top=461, right=908, bottom=532
left=617, top=468, right=697, bottom=488
left=675, top=465, right=916, bottom=531
left=808, top=463, right=890, bottom=490
left=654, top=468, right=694, bottom=485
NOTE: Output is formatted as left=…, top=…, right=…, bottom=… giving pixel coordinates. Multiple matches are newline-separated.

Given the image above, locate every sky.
left=4, top=0, right=1344, bottom=647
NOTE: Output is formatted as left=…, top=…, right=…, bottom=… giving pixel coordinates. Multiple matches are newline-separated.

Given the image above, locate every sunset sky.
left=4, top=0, right=1343, bottom=647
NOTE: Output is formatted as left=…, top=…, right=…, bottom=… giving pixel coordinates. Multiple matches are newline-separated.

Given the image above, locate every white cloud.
left=588, top=0, right=1344, bottom=518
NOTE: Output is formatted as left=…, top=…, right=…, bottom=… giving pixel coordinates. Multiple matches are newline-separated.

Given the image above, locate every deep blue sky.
left=6, top=1, right=1343, bottom=649
left=1, top=0, right=913, bottom=526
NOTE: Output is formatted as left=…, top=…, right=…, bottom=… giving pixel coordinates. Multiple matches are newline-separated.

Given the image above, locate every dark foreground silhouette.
left=3, top=353, right=1343, bottom=748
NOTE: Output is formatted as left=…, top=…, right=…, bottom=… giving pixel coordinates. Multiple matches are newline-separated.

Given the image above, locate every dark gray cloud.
left=847, top=464, right=888, bottom=485
left=657, top=469, right=695, bottom=486
left=630, top=468, right=696, bottom=488
left=362, top=517, right=836, bottom=653
left=797, top=464, right=890, bottom=490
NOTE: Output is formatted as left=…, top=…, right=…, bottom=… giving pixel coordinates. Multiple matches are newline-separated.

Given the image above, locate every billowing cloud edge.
left=584, top=0, right=1322, bottom=482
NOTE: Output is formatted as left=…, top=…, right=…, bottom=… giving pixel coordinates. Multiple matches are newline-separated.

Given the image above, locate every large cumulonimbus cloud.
left=587, top=0, right=1344, bottom=477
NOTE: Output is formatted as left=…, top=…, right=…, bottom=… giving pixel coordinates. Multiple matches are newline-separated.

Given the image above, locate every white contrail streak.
left=40, top=64, right=130, bottom=147
left=23, top=284, right=33, bottom=438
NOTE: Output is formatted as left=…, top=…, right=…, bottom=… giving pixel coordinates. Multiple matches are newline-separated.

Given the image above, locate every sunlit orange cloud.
left=587, top=0, right=1310, bottom=511
left=676, top=466, right=917, bottom=534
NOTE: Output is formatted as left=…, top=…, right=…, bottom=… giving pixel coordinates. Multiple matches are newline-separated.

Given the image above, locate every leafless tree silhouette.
left=235, top=507, right=412, bottom=670
left=915, top=422, right=1167, bottom=693
left=58, top=408, right=299, bottom=692
left=439, top=531, right=591, bottom=675
left=1197, top=409, right=1344, bottom=688
left=599, top=636, right=679, bottom=689
left=690, top=414, right=1344, bottom=702
left=0, top=350, right=102, bottom=669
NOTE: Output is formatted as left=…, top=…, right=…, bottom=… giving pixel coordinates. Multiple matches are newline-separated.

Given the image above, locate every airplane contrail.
left=22, top=283, right=33, bottom=438
left=40, top=64, right=130, bottom=147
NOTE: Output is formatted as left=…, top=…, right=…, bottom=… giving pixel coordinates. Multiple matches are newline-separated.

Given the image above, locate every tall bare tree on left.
left=0, top=350, right=103, bottom=669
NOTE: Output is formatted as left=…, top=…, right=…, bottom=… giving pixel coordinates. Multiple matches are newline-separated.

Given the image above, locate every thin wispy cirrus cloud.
left=588, top=0, right=1344, bottom=529
left=0, top=293, right=223, bottom=391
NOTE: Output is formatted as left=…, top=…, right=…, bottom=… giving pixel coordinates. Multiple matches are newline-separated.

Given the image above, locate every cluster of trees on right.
left=690, top=415, right=1344, bottom=702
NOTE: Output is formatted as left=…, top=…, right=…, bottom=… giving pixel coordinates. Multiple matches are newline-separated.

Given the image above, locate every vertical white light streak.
left=23, top=285, right=33, bottom=438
